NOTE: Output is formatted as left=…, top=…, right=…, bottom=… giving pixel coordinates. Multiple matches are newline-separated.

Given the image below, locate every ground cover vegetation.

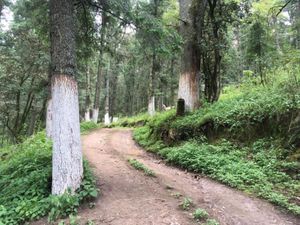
left=1, top=0, right=300, bottom=223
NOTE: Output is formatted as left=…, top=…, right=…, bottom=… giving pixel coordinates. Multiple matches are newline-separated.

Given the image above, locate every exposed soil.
left=32, top=128, right=300, bottom=225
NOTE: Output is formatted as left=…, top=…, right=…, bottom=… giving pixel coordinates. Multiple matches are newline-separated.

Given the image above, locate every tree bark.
left=148, top=54, right=157, bottom=116
left=84, top=63, right=92, bottom=121
left=46, top=98, right=53, bottom=138
left=49, top=0, right=83, bottom=195
left=27, top=108, right=36, bottom=136
left=92, top=9, right=108, bottom=123
left=104, top=60, right=110, bottom=125
left=178, top=0, right=205, bottom=111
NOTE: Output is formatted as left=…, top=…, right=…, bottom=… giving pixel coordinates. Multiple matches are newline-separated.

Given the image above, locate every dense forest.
left=0, top=0, right=300, bottom=224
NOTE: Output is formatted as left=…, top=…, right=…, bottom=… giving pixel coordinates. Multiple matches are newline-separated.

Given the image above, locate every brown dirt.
left=32, top=128, right=300, bottom=225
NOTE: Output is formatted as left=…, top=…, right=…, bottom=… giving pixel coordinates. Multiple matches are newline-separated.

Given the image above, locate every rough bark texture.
left=51, top=75, right=83, bottom=195
left=84, top=64, right=91, bottom=122
left=46, top=98, right=53, bottom=138
left=178, top=0, right=201, bottom=112
left=296, top=0, right=300, bottom=49
left=92, top=9, right=108, bottom=123
left=104, top=67, right=110, bottom=125
left=50, top=0, right=83, bottom=195
left=92, top=55, right=103, bottom=123
left=148, top=96, right=156, bottom=116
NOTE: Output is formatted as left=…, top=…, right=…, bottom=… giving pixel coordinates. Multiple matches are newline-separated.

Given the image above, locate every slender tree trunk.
left=27, top=108, right=36, bottom=136
left=170, top=57, right=176, bottom=106
left=104, top=60, right=110, bottom=125
left=92, top=10, right=107, bottom=123
left=148, top=54, right=156, bottom=116
left=92, top=57, right=102, bottom=123
left=178, top=0, right=206, bottom=111
left=84, top=63, right=92, bottom=121
left=296, top=0, right=300, bottom=49
left=49, top=0, right=83, bottom=195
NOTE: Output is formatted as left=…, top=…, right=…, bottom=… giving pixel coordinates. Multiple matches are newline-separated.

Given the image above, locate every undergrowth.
left=130, top=70, right=300, bottom=215
left=80, top=121, right=100, bottom=134
left=128, top=158, right=156, bottom=177
left=109, top=113, right=149, bottom=128
left=0, top=132, right=98, bottom=225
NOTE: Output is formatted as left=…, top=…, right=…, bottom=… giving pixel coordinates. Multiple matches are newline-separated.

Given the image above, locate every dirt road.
left=76, top=128, right=299, bottom=225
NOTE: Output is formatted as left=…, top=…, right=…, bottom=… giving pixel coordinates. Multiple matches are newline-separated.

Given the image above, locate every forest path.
left=76, top=128, right=299, bottom=225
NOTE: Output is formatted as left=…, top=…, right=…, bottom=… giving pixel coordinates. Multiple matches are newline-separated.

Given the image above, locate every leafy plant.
left=80, top=122, right=100, bottom=134
left=193, top=208, right=209, bottom=220
left=180, top=197, right=193, bottom=210
left=128, top=158, right=156, bottom=177
left=0, top=132, right=99, bottom=224
left=202, top=219, right=219, bottom=225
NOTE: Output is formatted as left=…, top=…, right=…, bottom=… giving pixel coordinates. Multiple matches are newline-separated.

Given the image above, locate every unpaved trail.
left=32, top=128, right=300, bottom=225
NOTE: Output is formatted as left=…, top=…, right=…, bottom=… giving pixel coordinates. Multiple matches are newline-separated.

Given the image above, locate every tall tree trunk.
left=178, top=0, right=205, bottom=111
left=272, top=16, right=282, bottom=54
left=104, top=60, right=110, bottom=125
left=148, top=54, right=156, bottom=116
left=49, top=0, right=83, bottom=195
left=104, top=59, right=110, bottom=125
left=84, top=63, right=92, bottom=121
left=92, top=56, right=102, bottom=123
left=27, top=108, right=36, bottom=136
left=92, top=10, right=107, bottom=123
left=296, top=0, right=300, bottom=49
left=170, top=57, right=176, bottom=106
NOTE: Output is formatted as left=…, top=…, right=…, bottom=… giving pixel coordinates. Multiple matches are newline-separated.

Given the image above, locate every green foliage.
left=80, top=122, right=100, bottom=134
left=0, top=132, right=98, bottom=224
left=132, top=70, right=300, bottom=215
left=127, top=158, right=156, bottom=177
left=202, top=219, right=220, bottom=225
left=193, top=208, right=209, bottom=220
left=109, top=113, right=150, bottom=128
left=158, top=140, right=300, bottom=215
left=135, top=69, right=300, bottom=147
left=180, top=197, right=193, bottom=211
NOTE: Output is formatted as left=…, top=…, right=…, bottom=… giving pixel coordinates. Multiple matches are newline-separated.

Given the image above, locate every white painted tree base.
left=92, top=108, right=99, bottom=123
left=51, top=75, right=83, bottom=195
left=84, top=111, right=90, bottom=122
left=148, top=96, right=156, bottom=116
left=104, top=112, right=110, bottom=125
left=178, top=72, right=199, bottom=112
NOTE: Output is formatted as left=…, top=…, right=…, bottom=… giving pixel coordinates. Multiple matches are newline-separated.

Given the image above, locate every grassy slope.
left=0, top=123, right=99, bottom=225
left=130, top=71, right=300, bottom=215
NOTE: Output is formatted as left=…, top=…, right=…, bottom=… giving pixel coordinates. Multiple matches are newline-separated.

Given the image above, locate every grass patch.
left=131, top=70, right=300, bottom=215
left=180, top=197, right=193, bottom=211
left=202, top=219, right=220, bottom=225
left=109, top=113, right=150, bottom=128
left=80, top=121, right=101, bottom=134
left=127, top=158, right=156, bottom=177
left=157, top=140, right=300, bottom=215
left=193, top=208, right=209, bottom=220
left=0, top=132, right=99, bottom=224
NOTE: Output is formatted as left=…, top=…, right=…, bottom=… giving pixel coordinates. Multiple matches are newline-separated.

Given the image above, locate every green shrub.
left=180, top=197, right=193, bottom=210
left=80, top=122, right=100, bottom=134
left=131, top=69, right=300, bottom=215
left=0, top=132, right=98, bottom=224
left=109, top=113, right=150, bottom=128
left=193, top=208, right=209, bottom=220
left=158, top=140, right=300, bottom=215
